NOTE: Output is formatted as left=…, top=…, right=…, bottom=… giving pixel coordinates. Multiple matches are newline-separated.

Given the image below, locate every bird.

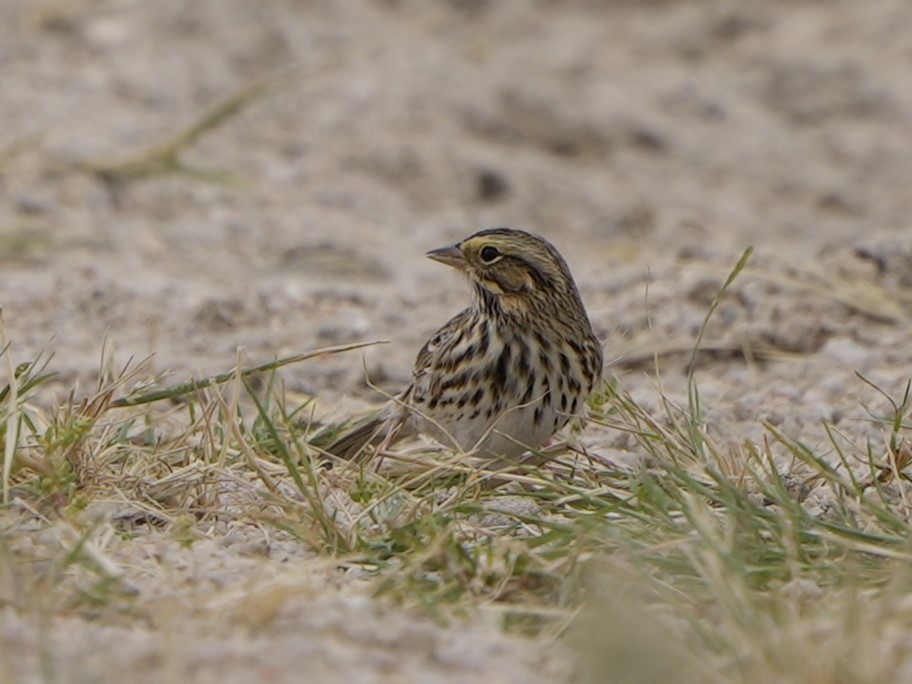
left=327, top=227, right=603, bottom=465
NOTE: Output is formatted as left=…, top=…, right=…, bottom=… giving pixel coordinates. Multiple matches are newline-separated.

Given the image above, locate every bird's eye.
left=480, top=245, right=500, bottom=263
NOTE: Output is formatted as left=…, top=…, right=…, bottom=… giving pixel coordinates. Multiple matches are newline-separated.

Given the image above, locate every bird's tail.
left=326, top=416, right=387, bottom=461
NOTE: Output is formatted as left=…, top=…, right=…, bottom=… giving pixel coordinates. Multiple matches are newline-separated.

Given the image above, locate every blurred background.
left=1, top=0, right=910, bottom=397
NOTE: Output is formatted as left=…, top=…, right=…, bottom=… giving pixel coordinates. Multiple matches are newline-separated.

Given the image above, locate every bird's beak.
left=426, top=244, right=466, bottom=270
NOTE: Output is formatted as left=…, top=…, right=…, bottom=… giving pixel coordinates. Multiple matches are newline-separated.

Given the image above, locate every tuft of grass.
left=77, top=77, right=276, bottom=189
left=2, top=250, right=912, bottom=682
left=69, top=9, right=451, bottom=196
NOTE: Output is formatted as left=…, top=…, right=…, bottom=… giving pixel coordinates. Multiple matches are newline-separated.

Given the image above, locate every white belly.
left=410, top=376, right=565, bottom=460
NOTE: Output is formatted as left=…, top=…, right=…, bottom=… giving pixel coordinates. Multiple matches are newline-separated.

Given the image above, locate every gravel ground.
left=1, top=0, right=912, bottom=681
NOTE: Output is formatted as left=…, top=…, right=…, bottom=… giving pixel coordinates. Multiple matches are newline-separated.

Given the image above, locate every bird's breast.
left=410, top=324, right=586, bottom=458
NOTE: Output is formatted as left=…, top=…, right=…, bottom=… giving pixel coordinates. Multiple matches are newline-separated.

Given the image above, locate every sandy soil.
left=2, top=0, right=912, bottom=681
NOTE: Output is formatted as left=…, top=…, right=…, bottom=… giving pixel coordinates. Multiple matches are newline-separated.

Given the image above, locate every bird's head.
left=426, top=228, right=577, bottom=309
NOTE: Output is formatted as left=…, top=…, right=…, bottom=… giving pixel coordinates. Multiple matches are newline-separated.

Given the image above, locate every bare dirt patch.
left=2, top=1, right=912, bottom=681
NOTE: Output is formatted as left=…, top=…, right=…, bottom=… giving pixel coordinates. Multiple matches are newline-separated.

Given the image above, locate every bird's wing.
left=412, top=308, right=472, bottom=377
